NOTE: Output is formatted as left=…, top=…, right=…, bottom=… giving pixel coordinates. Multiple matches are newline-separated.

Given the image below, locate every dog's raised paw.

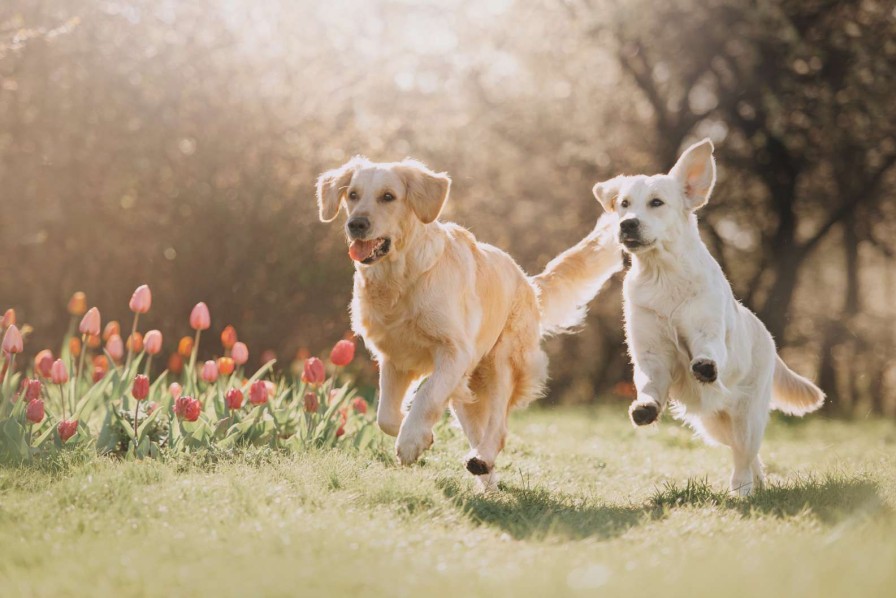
left=630, top=401, right=659, bottom=426
left=691, top=358, right=718, bottom=383
left=465, top=457, right=491, bottom=476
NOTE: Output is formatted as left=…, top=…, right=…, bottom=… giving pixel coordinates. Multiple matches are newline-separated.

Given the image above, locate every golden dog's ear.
left=315, top=156, right=366, bottom=223
left=395, top=159, right=451, bottom=224
left=669, top=138, right=716, bottom=210
left=592, top=176, right=625, bottom=212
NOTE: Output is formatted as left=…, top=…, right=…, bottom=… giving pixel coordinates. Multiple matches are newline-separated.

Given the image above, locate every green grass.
left=1, top=405, right=895, bottom=597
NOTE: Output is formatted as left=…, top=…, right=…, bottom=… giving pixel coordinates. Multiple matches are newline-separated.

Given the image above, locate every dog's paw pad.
left=691, top=359, right=718, bottom=383
left=630, top=402, right=659, bottom=426
left=465, top=457, right=491, bottom=476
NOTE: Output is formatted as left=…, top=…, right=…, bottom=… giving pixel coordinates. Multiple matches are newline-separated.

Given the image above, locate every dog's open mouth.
left=348, top=238, right=391, bottom=265
left=621, top=237, right=653, bottom=251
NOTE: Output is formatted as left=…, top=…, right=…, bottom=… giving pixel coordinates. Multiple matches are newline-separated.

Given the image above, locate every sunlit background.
left=2, top=0, right=894, bottom=414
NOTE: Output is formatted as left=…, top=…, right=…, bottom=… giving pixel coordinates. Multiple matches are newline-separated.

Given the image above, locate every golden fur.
left=317, top=156, right=621, bottom=488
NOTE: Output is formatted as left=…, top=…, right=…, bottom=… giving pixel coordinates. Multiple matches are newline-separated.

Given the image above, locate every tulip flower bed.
left=0, top=286, right=376, bottom=464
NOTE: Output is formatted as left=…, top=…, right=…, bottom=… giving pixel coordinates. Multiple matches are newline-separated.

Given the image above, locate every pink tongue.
left=349, top=239, right=378, bottom=262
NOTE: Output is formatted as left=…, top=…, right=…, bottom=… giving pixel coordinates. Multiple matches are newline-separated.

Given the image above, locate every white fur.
left=593, top=139, right=825, bottom=496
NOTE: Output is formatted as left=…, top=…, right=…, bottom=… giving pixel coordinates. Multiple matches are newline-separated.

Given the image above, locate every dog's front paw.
left=691, top=358, right=718, bottom=383
left=629, top=400, right=660, bottom=426
left=395, top=423, right=433, bottom=466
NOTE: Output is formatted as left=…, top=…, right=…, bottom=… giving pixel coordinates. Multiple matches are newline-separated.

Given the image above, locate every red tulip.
left=144, top=330, right=163, bottom=355
left=200, top=360, right=218, bottom=383
left=102, top=321, right=120, bottom=342
left=169, top=382, right=183, bottom=400
left=330, top=339, right=355, bottom=366
left=217, top=357, right=234, bottom=376
left=303, top=392, right=319, bottom=414
left=129, top=284, right=152, bottom=314
left=249, top=380, right=268, bottom=405
left=25, top=379, right=42, bottom=402
left=301, top=357, right=325, bottom=386
left=190, top=302, right=210, bottom=331
left=67, top=292, right=87, bottom=316
left=221, top=325, right=237, bottom=350
left=25, top=399, right=44, bottom=424
left=174, top=396, right=201, bottom=422
left=106, top=334, right=124, bottom=362
left=351, top=397, right=368, bottom=415
left=2, top=324, right=23, bottom=354
left=92, top=366, right=105, bottom=383
left=35, top=349, right=54, bottom=378
left=167, top=353, right=183, bottom=375
left=50, top=359, right=69, bottom=384
left=1, top=308, right=15, bottom=328
left=231, top=342, right=249, bottom=365
left=335, top=425, right=345, bottom=438
left=225, top=388, right=244, bottom=410
left=57, top=420, right=78, bottom=442
left=132, top=374, right=150, bottom=401
left=79, top=307, right=101, bottom=337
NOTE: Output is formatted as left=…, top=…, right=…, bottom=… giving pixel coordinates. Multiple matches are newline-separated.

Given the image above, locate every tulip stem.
left=133, top=400, right=140, bottom=458
left=124, top=314, right=139, bottom=374
left=187, top=329, right=201, bottom=396
left=71, top=335, right=87, bottom=416
left=144, top=355, right=153, bottom=378
left=59, top=384, right=66, bottom=421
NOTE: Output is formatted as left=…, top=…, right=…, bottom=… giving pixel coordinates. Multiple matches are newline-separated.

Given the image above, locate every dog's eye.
left=348, top=191, right=358, bottom=201
left=382, top=193, right=395, bottom=202
left=649, top=198, right=664, bottom=208
left=619, top=199, right=630, bottom=209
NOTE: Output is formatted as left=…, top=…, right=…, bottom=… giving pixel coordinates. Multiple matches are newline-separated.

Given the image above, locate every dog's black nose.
left=347, top=217, right=370, bottom=237
left=620, top=218, right=640, bottom=234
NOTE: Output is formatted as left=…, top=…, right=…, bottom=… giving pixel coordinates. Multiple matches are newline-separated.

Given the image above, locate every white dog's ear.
left=315, top=156, right=365, bottom=222
left=592, top=176, right=625, bottom=212
left=669, top=138, right=716, bottom=210
left=395, top=159, right=451, bottom=224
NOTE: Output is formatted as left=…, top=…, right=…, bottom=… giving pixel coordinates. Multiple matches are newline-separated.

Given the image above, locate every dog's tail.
left=770, top=355, right=825, bottom=416
left=531, top=213, right=623, bottom=336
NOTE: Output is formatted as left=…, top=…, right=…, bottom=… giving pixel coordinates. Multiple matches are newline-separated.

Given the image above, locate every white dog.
left=317, top=157, right=622, bottom=488
left=592, top=139, right=825, bottom=495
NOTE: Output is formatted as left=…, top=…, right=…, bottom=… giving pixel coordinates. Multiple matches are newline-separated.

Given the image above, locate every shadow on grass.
left=437, top=477, right=661, bottom=541
left=650, top=473, right=888, bottom=524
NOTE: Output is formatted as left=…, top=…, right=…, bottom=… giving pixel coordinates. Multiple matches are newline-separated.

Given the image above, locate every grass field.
left=1, top=405, right=894, bottom=597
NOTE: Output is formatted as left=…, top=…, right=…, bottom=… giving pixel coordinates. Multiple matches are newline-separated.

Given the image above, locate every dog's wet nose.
left=620, top=218, right=640, bottom=234
left=347, top=217, right=370, bottom=238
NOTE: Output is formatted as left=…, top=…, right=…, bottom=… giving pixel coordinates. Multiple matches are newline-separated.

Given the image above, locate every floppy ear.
left=315, top=157, right=365, bottom=223
left=592, top=176, right=625, bottom=212
left=669, top=138, right=716, bottom=210
left=395, top=159, right=451, bottom=224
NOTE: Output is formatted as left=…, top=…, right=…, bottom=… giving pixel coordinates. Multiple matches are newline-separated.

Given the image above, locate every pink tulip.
left=169, top=382, right=183, bottom=400
left=225, top=388, right=244, bottom=410
left=231, top=342, right=249, bottom=365
left=249, top=380, right=268, bottom=405
left=50, top=359, right=69, bottom=384
left=144, top=330, right=163, bottom=355
left=25, top=399, right=44, bottom=424
left=330, top=339, right=355, bottom=366
left=301, top=357, right=326, bottom=386
left=25, top=379, right=42, bottom=402
left=106, top=334, right=124, bottom=362
left=129, top=284, right=152, bottom=314
left=1, top=308, right=15, bottom=328
left=2, top=324, right=23, bottom=354
left=35, top=349, right=54, bottom=378
left=132, top=374, right=150, bottom=400
left=79, top=307, right=101, bottom=337
left=57, top=420, right=78, bottom=442
left=200, top=360, right=218, bottom=383
left=190, top=302, right=210, bottom=331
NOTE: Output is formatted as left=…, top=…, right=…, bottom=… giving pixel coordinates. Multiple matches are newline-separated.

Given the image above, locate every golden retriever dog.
left=317, top=156, right=621, bottom=488
left=592, top=139, right=825, bottom=495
